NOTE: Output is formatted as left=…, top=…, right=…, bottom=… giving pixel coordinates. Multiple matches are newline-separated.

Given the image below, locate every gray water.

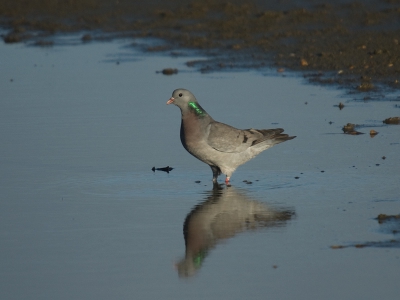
left=1, top=38, right=399, bottom=300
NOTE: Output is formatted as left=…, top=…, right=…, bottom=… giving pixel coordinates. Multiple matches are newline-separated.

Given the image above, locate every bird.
left=166, top=88, right=296, bottom=183
left=176, top=184, right=295, bottom=277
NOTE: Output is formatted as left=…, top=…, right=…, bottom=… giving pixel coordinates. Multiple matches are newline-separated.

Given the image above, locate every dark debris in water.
left=334, top=102, right=345, bottom=110
left=156, top=68, right=178, bottom=75
left=152, top=166, right=174, bottom=173
left=342, top=121, right=392, bottom=136
left=331, top=239, right=400, bottom=249
left=378, top=216, right=400, bottom=235
left=331, top=213, right=400, bottom=249
left=383, top=117, right=400, bottom=125
left=342, top=123, right=364, bottom=135
left=376, top=213, right=400, bottom=224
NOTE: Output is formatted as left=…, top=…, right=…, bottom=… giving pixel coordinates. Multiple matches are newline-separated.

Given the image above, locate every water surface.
left=1, top=39, right=399, bottom=300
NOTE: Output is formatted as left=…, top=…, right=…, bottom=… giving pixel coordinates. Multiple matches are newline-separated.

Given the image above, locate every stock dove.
left=167, top=89, right=295, bottom=183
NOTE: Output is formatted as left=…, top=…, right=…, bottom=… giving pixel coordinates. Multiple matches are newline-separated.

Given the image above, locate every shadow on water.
left=176, top=183, right=295, bottom=278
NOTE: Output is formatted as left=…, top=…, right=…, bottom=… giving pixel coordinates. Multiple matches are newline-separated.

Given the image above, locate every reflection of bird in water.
left=176, top=184, right=295, bottom=278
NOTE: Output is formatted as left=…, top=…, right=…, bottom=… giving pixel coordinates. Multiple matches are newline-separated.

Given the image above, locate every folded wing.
left=206, top=121, right=289, bottom=153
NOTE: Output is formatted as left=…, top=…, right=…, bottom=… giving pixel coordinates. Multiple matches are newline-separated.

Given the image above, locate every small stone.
left=331, top=245, right=345, bottom=249
left=161, top=68, right=178, bottom=75
left=342, top=123, right=355, bottom=133
left=383, top=117, right=400, bottom=124
left=369, top=129, right=378, bottom=137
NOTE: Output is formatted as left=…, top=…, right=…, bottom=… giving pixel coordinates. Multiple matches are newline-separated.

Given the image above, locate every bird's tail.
left=251, top=128, right=296, bottom=147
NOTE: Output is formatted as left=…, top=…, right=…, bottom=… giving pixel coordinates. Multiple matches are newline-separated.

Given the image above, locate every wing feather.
left=206, top=122, right=266, bottom=153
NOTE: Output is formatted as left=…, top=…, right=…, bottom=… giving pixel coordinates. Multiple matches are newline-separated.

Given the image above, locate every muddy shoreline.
left=1, top=0, right=400, bottom=92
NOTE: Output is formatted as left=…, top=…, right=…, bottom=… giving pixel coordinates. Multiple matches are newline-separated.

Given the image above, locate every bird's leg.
left=210, top=166, right=221, bottom=183
left=225, top=176, right=230, bottom=183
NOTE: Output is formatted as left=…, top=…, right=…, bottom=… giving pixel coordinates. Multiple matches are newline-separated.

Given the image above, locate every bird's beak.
left=166, top=97, right=174, bottom=105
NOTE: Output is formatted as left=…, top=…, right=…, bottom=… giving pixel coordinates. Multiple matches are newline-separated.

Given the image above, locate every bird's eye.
left=179, top=93, right=183, bottom=97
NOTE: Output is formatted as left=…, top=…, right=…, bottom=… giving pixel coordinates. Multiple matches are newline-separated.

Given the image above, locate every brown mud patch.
left=1, top=0, right=400, bottom=91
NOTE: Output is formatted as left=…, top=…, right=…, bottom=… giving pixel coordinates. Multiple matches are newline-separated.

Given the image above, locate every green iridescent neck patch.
left=193, top=250, right=208, bottom=268
left=188, top=101, right=205, bottom=116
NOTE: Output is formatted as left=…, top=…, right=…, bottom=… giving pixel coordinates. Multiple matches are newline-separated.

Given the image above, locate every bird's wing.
left=206, top=122, right=273, bottom=153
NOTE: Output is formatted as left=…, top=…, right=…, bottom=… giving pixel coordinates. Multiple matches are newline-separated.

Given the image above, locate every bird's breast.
left=180, top=115, right=209, bottom=147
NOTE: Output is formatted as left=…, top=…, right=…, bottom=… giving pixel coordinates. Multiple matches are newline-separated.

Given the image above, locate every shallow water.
left=1, top=38, right=399, bottom=300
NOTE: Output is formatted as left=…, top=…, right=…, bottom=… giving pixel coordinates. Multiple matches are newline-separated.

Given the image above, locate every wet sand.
left=1, top=0, right=400, bottom=91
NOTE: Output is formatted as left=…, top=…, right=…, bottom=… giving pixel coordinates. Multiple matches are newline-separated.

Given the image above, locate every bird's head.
left=167, top=89, right=206, bottom=117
